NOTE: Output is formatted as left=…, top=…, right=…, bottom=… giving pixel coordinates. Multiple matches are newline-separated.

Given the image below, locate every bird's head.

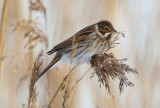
left=97, top=20, right=117, bottom=40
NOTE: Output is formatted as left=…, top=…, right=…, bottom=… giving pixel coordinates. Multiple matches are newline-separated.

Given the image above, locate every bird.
left=38, top=20, right=117, bottom=80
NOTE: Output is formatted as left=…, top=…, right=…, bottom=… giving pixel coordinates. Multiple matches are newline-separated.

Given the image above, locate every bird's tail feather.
left=37, top=55, right=61, bottom=80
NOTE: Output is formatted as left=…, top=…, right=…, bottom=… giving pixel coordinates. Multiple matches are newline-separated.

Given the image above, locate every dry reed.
left=9, top=1, right=48, bottom=107
left=11, top=20, right=48, bottom=50
left=28, top=50, right=44, bottom=108
left=29, top=0, right=46, bottom=17
left=47, top=66, right=90, bottom=108
left=0, top=0, right=10, bottom=82
left=48, top=66, right=76, bottom=108
left=90, top=53, right=138, bottom=94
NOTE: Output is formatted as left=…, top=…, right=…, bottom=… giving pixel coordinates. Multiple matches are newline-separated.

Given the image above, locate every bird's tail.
left=37, top=55, right=61, bottom=80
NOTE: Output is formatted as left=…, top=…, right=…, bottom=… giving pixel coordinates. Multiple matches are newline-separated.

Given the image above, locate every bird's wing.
left=47, top=24, right=95, bottom=55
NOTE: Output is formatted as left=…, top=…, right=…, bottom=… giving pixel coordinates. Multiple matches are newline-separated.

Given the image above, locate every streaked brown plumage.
left=38, top=20, right=117, bottom=80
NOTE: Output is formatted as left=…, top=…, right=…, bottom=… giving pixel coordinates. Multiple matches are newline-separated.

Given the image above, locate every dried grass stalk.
left=90, top=53, right=138, bottom=94
left=28, top=50, right=43, bottom=108
left=11, top=20, right=48, bottom=50
left=29, top=0, right=46, bottom=17
left=0, top=0, right=10, bottom=81
left=48, top=66, right=76, bottom=108
left=62, top=71, right=74, bottom=108
left=47, top=66, right=89, bottom=108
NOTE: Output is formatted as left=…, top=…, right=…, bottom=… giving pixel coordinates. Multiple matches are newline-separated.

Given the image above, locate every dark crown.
left=98, top=20, right=113, bottom=28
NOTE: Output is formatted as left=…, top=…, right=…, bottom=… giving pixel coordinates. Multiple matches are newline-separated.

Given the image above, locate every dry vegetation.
left=3, top=0, right=138, bottom=107
left=11, top=20, right=48, bottom=50
left=28, top=50, right=43, bottom=108
left=90, top=53, right=137, bottom=94
left=27, top=32, right=137, bottom=108
left=0, top=0, right=160, bottom=108
left=0, top=0, right=10, bottom=83
left=29, top=0, right=46, bottom=19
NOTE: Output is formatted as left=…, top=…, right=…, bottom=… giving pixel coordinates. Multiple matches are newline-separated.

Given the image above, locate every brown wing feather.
left=47, top=24, right=95, bottom=55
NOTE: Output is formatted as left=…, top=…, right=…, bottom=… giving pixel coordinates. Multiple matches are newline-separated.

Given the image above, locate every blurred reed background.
left=0, top=0, right=160, bottom=108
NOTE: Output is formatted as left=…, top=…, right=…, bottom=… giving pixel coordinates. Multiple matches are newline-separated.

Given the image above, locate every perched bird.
left=38, top=20, right=117, bottom=80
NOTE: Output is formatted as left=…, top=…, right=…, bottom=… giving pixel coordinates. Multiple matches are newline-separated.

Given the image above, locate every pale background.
left=0, top=0, right=160, bottom=108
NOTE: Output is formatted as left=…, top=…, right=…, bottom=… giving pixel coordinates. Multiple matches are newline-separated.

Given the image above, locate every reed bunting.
left=38, top=20, right=118, bottom=79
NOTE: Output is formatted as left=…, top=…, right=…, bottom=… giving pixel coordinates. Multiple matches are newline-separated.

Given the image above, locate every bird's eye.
left=105, top=26, right=110, bottom=30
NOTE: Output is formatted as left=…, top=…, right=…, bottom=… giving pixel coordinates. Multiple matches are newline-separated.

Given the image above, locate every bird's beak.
left=112, top=29, right=117, bottom=32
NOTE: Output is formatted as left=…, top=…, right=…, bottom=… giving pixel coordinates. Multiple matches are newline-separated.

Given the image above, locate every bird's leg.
left=95, top=25, right=106, bottom=42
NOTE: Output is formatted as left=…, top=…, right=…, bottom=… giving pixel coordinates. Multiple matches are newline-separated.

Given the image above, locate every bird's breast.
left=61, top=33, right=108, bottom=65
